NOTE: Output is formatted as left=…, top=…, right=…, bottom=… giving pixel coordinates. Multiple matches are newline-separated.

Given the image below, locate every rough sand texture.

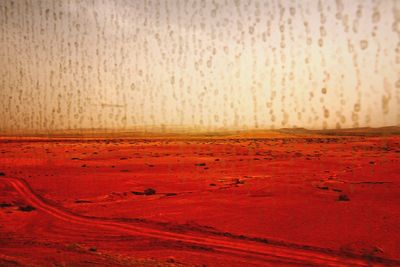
left=0, top=135, right=399, bottom=266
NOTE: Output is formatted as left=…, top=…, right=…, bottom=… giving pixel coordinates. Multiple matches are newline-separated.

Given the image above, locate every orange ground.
left=0, top=135, right=399, bottom=266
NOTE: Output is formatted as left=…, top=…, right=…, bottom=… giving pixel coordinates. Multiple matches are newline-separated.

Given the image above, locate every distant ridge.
left=277, top=126, right=400, bottom=136
left=0, top=126, right=399, bottom=138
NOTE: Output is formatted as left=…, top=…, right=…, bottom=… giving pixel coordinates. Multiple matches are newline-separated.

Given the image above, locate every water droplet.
left=360, top=40, right=368, bottom=50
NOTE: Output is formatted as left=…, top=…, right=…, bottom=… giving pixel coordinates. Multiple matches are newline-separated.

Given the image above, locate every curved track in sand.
left=1, top=176, right=398, bottom=266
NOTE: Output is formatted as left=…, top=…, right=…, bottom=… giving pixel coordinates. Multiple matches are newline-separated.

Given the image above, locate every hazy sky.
left=1, top=0, right=399, bottom=133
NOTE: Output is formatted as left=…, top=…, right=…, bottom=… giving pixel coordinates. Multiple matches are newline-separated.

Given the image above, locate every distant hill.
left=277, top=126, right=400, bottom=136
left=1, top=126, right=399, bottom=139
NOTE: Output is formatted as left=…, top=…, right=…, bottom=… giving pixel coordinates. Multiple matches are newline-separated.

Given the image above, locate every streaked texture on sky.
left=1, top=0, right=399, bottom=133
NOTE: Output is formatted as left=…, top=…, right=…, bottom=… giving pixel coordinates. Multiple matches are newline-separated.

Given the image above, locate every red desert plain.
left=1, top=128, right=400, bottom=267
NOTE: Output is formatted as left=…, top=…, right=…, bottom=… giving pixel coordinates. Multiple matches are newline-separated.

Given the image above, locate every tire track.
left=1, top=176, right=397, bottom=266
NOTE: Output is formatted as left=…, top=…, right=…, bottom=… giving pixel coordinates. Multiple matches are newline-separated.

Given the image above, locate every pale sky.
left=0, top=0, right=399, bottom=134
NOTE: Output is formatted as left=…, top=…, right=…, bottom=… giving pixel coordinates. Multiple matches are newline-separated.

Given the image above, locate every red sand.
left=0, top=135, right=399, bottom=266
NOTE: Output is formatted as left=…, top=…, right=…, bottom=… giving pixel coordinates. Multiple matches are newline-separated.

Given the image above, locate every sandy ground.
left=0, top=134, right=399, bottom=266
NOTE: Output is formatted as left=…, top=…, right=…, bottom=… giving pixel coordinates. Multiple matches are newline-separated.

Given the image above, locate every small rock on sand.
left=18, top=205, right=36, bottom=212
left=144, top=188, right=156, bottom=195
left=338, top=194, right=350, bottom=201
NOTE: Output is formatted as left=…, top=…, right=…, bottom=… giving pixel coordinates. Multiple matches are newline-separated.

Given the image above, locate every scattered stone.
left=165, top=193, right=177, bottom=196
left=18, top=205, right=36, bottom=212
left=0, top=172, right=5, bottom=176
left=132, top=191, right=144, bottom=195
left=144, top=188, right=156, bottom=195
left=166, top=257, right=175, bottom=263
left=209, top=183, right=216, bottom=186
left=81, top=164, right=87, bottom=168
left=195, top=163, right=206, bottom=166
left=0, top=202, right=12, bottom=208
left=317, top=186, right=329, bottom=190
left=71, top=157, right=80, bottom=160
left=89, top=247, right=97, bottom=252
left=338, top=194, right=350, bottom=201
left=75, top=200, right=92, bottom=203
left=233, top=179, right=244, bottom=185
